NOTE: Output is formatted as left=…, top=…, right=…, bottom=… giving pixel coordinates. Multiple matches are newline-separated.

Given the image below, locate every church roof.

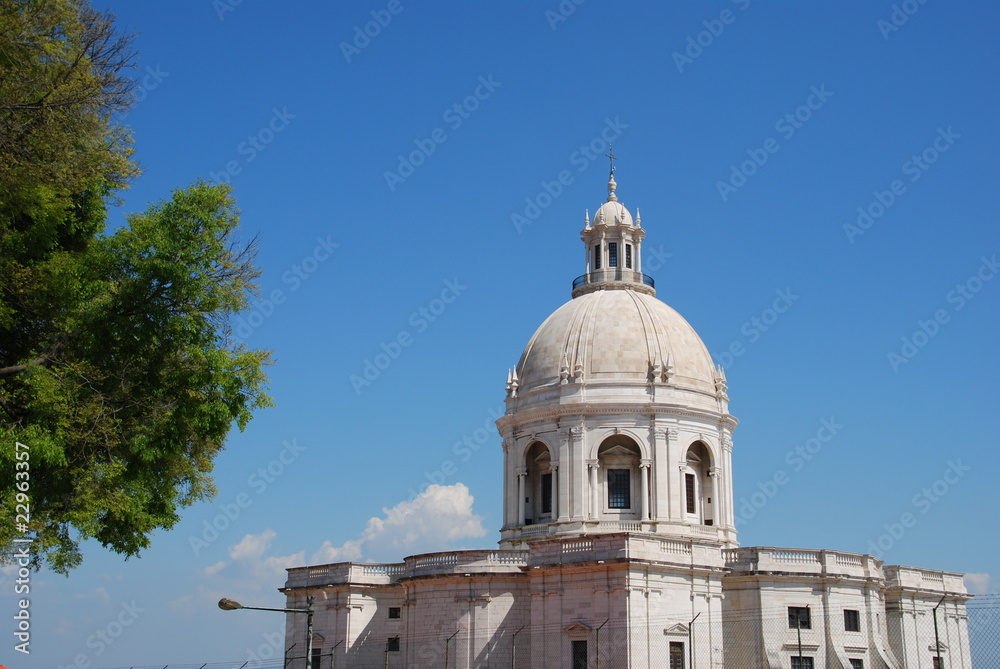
left=515, top=288, right=718, bottom=395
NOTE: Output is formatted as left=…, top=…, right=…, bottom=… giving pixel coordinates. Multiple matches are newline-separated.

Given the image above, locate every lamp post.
left=219, top=596, right=315, bottom=669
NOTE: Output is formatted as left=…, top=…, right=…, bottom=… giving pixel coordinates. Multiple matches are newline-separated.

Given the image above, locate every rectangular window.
left=311, top=647, right=323, bottom=669
left=572, top=640, right=588, bottom=669
left=849, top=659, right=864, bottom=669
left=593, top=244, right=602, bottom=269
left=608, top=469, right=630, bottom=509
left=387, top=637, right=400, bottom=652
left=844, top=609, right=860, bottom=632
left=541, top=472, right=553, bottom=514
left=791, top=658, right=814, bottom=669
left=625, top=244, right=633, bottom=269
left=685, top=473, right=696, bottom=514
left=609, top=242, right=618, bottom=267
left=669, top=641, right=685, bottom=669
left=788, top=606, right=811, bottom=630
left=388, top=606, right=401, bottom=619
left=932, top=659, right=943, bottom=669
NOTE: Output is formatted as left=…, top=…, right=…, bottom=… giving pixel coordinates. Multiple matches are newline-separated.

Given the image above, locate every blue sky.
left=4, top=1, right=999, bottom=667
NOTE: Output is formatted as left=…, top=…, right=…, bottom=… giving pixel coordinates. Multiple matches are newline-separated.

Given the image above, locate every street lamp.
left=218, top=596, right=315, bottom=669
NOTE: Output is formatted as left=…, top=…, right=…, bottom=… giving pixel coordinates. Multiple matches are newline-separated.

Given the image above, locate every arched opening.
left=524, top=441, right=554, bottom=524
left=597, top=435, right=641, bottom=520
left=684, top=441, right=714, bottom=525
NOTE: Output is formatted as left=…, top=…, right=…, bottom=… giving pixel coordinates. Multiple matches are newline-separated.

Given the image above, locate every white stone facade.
left=281, top=172, right=971, bottom=668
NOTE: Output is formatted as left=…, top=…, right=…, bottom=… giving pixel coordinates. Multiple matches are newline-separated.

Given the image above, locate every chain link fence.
left=102, top=596, right=998, bottom=669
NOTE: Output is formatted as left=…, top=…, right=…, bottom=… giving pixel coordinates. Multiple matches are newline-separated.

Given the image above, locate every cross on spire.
left=606, top=145, right=617, bottom=178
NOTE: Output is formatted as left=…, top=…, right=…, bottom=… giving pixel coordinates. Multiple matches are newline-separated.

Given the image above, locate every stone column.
left=709, top=467, right=720, bottom=526
left=667, top=428, right=681, bottom=521
left=639, top=460, right=651, bottom=521
left=588, top=461, right=600, bottom=520
left=722, top=435, right=734, bottom=530
left=502, top=437, right=515, bottom=528
left=652, top=427, right=668, bottom=521
left=516, top=468, right=527, bottom=526
left=550, top=463, right=559, bottom=520
left=560, top=427, right=579, bottom=522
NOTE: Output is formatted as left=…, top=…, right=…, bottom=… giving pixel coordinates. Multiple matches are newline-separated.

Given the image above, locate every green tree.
left=0, top=1, right=272, bottom=573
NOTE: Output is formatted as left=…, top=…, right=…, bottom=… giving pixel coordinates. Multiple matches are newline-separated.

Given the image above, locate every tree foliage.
left=0, top=1, right=272, bottom=573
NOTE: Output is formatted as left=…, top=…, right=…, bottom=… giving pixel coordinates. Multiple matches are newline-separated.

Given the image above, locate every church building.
left=280, top=165, right=972, bottom=668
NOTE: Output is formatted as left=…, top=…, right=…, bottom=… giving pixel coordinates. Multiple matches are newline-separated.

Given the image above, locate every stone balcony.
left=526, top=532, right=726, bottom=569
left=571, top=268, right=655, bottom=298
left=283, top=549, right=529, bottom=590
left=503, top=519, right=730, bottom=546
left=723, top=546, right=884, bottom=580
left=883, top=564, right=969, bottom=596
left=283, top=533, right=737, bottom=592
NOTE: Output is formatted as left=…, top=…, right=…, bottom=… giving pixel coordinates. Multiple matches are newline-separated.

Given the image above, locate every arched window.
left=597, top=436, right=641, bottom=518
left=684, top=441, right=713, bottom=525
left=525, top=442, right=554, bottom=524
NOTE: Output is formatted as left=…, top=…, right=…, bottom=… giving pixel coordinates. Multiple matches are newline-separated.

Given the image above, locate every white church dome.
left=591, top=199, right=633, bottom=227
left=515, top=288, right=718, bottom=396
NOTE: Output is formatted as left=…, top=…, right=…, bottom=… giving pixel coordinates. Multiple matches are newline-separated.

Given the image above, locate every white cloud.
left=216, top=484, right=488, bottom=588
left=229, top=529, right=277, bottom=561
left=311, top=483, right=487, bottom=564
left=965, top=572, right=995, bottom=595
left=227, top=529, right=305, bottom=582
left=203, top=561, right=227, bottom=577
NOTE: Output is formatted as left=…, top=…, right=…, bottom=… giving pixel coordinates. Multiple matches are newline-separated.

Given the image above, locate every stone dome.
left=592, top=199, right=633, bottom=227
left=515, top=288, right=718, bottom=396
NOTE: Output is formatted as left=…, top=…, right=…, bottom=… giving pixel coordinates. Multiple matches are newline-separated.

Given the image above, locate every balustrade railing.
left=572, top=269, right=654, bottom=290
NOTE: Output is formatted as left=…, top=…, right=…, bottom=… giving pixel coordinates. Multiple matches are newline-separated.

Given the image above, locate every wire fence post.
left=796, top=617, right=803, bottom=668
left=330, top=639, right=343, bottom=669
left=933, top=595, right=946, bottom=668
left=511, top=625, right=524, bottom=669
left=595, top=618, right=608, bottom=669
left=445, top=629, right=459, bottom=669
left=688, top=612, right=700, bottom=669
